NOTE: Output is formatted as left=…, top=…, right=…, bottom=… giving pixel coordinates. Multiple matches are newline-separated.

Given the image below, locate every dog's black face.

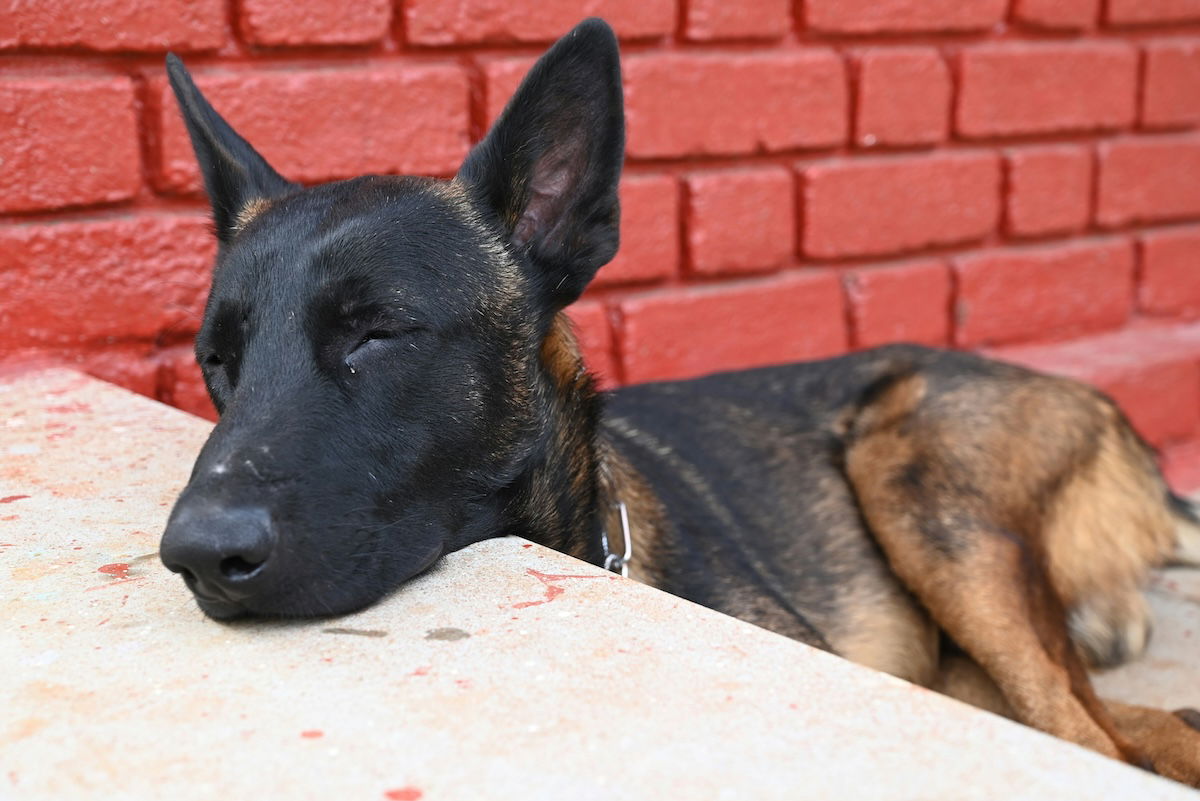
left=160, top=19, right=624, bottom=619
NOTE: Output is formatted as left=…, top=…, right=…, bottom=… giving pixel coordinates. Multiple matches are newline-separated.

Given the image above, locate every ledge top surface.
left=1, top=369, right=1193, bottom=801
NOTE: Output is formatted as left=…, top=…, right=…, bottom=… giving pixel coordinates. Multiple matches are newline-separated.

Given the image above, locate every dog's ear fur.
left=457, top=18, right=624, bottom=310
left=165, top=54, right=294, bottom=244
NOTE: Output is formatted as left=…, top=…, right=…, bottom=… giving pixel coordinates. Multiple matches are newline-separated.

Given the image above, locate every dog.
left=158, top=19, right=1200, bottom=784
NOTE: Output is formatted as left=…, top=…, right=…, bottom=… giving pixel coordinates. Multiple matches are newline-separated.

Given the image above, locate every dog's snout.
left=161, top=502, right=277, bottom=614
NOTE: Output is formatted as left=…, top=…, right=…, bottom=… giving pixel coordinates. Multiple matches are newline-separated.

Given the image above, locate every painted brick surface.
left=957, top=43, right=1137, bottom=138
left=845, top=260, right=951, bottom=348
left=684, top=0, right=790, bottom=40
left=807, top=0, right=1007, bottom=33
left=403, top=0, right=675, bottom=44
left=0, top=77, right=141, bottom=213
left=1004, top=146, right=1092, bottom=237
left=1013, top=0, right=1098, bottom=29
left=685, top=168, right=795, bottom=276
left=239, top=0, right=392, bottom=46
left=1108, top=0, right=1200, bottom=25
left=150, top=65, right=470, bottom=192
left=0, top=216, right=214, bottom=348
left=803, top=153, right=1000, bottom=258
left=855, top=48, right=951, bottom=148
left=1, top=1, right=1199, bottom=479
left=0, top=0, right=226, bottom=52
left=954, top=240, right=1135, bottom=347
left=623, top=52, right=846, bottom=158
left=1139, top=228, right=1200, bottom=318
left=593, top=175, right=680, bottom=287
left=618, top=272, right=847, bottom=384
left=1096, top=136, right=1200, bottom=227
left=1142, top=40, right=1200, bottom=129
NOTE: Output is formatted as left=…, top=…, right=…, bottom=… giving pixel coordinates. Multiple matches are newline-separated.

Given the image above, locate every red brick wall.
left=3, top=1, right=1200, bottom=486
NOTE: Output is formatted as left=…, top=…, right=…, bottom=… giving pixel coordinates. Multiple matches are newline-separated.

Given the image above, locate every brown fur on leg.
left=1105, top=702, right=1200, bottom=787
left=844, top=372, right=1148, bottom=766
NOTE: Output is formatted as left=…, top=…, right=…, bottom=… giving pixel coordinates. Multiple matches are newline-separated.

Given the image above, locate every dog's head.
left=159, top=19, right=624, bottom=619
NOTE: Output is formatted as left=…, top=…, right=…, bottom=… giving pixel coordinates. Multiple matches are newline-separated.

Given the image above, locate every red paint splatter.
left=384, top=788, right=423, bottom=801
left=46, top=401, right=92, bottom=414
left=410, top=666, right=431, bottom=677
left=521, top=543, right=532, bottom=548
left=454, top=678, right=473, bottom=689
left=511, top=568, right=611, bottom=609
left=86, top=564, right=146, bottom=592
left=300, top=730, right=323, bottom=739
left=0, top=495, right=30, bottom=504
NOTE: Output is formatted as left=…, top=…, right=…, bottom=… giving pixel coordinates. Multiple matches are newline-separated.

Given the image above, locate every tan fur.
left=232, top=198, right=272, bottom=234
left=1043, top=414, right=1175, bottom=608
left=833, top=595, right=939, bottom=687
left=845, top=373, right=1146, bottom=765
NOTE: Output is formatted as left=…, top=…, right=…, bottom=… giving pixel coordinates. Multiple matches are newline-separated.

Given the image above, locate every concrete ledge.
left=2, top=370, right=1196, bottom=800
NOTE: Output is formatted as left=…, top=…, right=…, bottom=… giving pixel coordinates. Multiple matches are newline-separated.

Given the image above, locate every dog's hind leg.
left=844, top=372, right=1145, bottom=766
left=1104, top=702, right=1200, bottom=786
left=934, top=653, right=1200, bottom=786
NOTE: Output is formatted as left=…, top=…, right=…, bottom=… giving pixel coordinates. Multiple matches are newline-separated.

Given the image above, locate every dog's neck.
left=504, top=313, right=661, bottom=583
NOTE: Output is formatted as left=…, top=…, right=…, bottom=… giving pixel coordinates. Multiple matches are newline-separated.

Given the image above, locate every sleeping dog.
left=159, top=19, right=1200, bottom=784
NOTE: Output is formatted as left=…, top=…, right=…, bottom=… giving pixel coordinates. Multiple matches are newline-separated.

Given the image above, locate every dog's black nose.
left=160, top=502, right=276, bottom=612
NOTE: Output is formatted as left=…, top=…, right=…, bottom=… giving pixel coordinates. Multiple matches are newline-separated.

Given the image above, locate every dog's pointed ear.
left=457, top=18, right=624, bottom=309
left=165, top=54, right=295, bottom=244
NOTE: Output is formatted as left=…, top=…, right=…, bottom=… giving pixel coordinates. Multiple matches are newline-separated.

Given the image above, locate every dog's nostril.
left=219, top=555, right=266, bottom=580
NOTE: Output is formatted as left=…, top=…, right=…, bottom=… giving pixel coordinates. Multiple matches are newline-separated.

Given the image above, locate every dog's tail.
left=1167, top=491, right=1200, bottom=566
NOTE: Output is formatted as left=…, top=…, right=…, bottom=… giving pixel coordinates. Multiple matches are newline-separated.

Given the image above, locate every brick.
left=1108, top=0, right=1200, bottom=25
left=150, top=65, right=469, bottom=193
left=685, top=168, right=794, bottom=276
left=1004, top=146, right=1092, bottom=237
left=624, top=52, right=846, bottom=159
left=0, top=216, right=214, bottom=349
left=855, top=48, right=950, bottom=148
left=0, top=77, right=140, bottom=213
left=161, top=345, right=218, bottom=421
left=593, top=175, right=679, bottom=288
left=617, top=272, right=847, bottom=384
left=1163, top=439, right=1200, bottom=492
left=68, top=347, right=162, bottom=400
left=0, top=0, right=224, bottom=52
left=1096, top=136, right=1200, bottom=227
left=564, top=301, right=617, bottom=388
left=685, top=0, right=790, bottom=40
left=239, top=0, right=391, bottom=46
left=1139, top=227, right=1200, bottom=317
left=953, top=240, right=1135, bottom=347
left=481, top=56, right=538, bottom=127
left=404, top=0, right=674, bottom=45
left=845, top=260, right=951, bottom=348
left=807, top=0, right=1006, bottom=32
left=994, top=322, right=1200, bottom=446
left=1012, top=0, right=1098, bottom=29
left=803, top=152, right=999, bottom=258
left=956, top=43, right=1137, bottom=138
left=1143, top=40, right=1200, bottom=128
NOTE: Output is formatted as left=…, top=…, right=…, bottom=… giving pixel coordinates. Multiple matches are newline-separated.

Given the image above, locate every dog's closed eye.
left=344, top=328, right=423, bottom=373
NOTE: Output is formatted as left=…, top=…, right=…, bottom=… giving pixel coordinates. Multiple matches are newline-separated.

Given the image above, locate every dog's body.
left=159, top=19, right=1200, bottom=784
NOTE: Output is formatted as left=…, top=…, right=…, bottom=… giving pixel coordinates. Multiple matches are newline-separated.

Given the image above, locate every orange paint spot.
left=384, top=788, right=423, bottom=800
left=300, top=730, right=323, bottom=739
left=97, top=563, right=130, bottom=578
